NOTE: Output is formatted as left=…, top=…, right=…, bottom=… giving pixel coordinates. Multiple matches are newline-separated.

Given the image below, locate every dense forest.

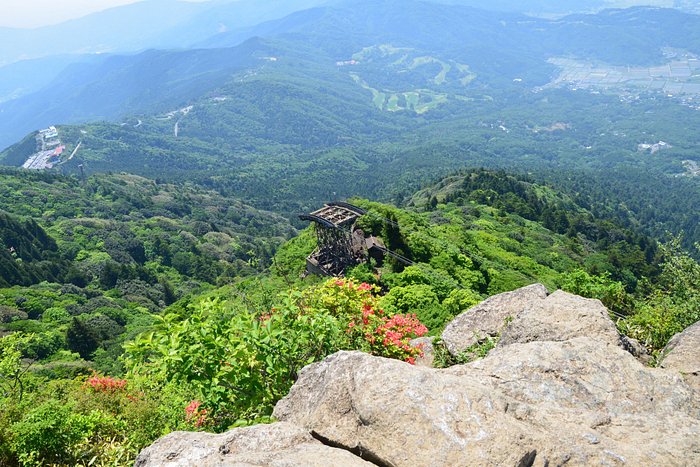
left=1, top=168, right=698, bottom=465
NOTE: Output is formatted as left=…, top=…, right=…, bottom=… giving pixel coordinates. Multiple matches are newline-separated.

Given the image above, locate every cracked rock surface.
left=134, top=422, right=372, bottom=466
left=441, top=283, right=548, bottom=355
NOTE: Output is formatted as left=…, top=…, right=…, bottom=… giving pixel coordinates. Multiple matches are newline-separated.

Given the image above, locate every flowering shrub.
left=304, top=278, right=381, bottom=320
left=85, top=374, right=128, bottom=393
left=185, top=400, right=208, bottom=428
left=315, top=279, right=429, bottom=364
left=375, top=314, right=428, bottom=364
left=124, top=278, right=430, bottom=432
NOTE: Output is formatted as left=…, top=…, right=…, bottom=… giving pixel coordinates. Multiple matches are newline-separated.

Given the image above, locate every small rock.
left=441, top=283, right=548, bottom=356
left=620, top=335, right=651, bottom=365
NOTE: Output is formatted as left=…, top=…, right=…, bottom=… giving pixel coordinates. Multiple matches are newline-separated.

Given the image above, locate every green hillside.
left=1, top=2, right=699, bottom=465
left=1, top=4, right=699, bottom=252
left=1, top=168, right=698, bottom=465
left=0, top=211, right=69, bottom=287
left=0, top=168, right=294, bottom=370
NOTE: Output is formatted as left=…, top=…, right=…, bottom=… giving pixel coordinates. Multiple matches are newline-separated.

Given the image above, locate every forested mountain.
left=2, top=167, right=698, bottom=465
left=0, top=166, right=294, bottom=375
left=0, top=168, right=294, bottom=309
left=2, top=2, right=698, bottom=254
left=4, top=1, right=700, bottom=148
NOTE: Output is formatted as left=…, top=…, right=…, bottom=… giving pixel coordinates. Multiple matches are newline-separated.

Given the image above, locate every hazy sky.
left=0, top=0, right=210, bottom=28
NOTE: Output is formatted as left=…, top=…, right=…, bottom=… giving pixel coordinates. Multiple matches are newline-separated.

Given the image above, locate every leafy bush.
left=41, top=307, right=70, bottom=324
left=125, top=278, right=428, bottom=430
left=9, top=399, right=98, bottom=466
left=560, top=269, right=630, bottom=314
left=621, top=239, right=700, bottom=356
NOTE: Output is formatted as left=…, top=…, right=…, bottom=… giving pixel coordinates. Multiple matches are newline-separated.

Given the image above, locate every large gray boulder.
left=659, top=320, right=700, bottom=392
left=274, top=289, right=700, bottom=466
left=274, top=345, right=699, bottom=466
left=498, top=289, right=622, bottom=348
left=441, top=283, right=548, bottom=355
left=134, top=422, right=372, bottom=467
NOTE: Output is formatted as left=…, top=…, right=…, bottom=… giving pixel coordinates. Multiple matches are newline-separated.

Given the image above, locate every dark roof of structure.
left=299, top=202, right=366, bottom=229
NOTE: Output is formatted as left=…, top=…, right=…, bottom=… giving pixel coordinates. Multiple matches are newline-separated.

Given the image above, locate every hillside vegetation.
left=3, top=4, right=698, bottom=248
left=0, top=1, right=699, bottom=465
left=1, top=169, right=697, bottom=465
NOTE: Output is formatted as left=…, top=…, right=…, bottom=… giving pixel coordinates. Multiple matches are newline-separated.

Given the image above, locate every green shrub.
left=124, top=278, right=429, bottom=430
left=10, top=400, right=95, bottom=465
left=41, top=307, right=71, bottom=324
left=560, top=269, right=630, bottom=314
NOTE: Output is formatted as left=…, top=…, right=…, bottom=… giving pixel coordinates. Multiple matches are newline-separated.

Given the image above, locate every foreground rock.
left=498, top=290, right=622, bottom=348
left=134, top=422, right=372, bottom=467
left=659, top=320, right=700, bottom=392
left=274, top=289, right=700, bottom=466
left=441, top=283, right=548, bottom=355
left=274, top=346, right=698, bottom=466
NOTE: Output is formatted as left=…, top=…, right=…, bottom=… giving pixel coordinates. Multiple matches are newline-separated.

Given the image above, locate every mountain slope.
left=0, top=38, right=272, bottom=149
left=4, top=1, right=700, bottom=151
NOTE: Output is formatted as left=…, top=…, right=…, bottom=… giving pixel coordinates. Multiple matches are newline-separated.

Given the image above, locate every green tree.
left=66, top=318, right=99, bottom=359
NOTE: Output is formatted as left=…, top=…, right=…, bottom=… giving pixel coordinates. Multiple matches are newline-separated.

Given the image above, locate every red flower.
left=85, top=374, right=128, bottom=393
left=185, top=400, right=208, bottom=428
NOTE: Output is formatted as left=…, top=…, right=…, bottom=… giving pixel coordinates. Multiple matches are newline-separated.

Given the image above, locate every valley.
left=547, top=53, right=700, bottom=109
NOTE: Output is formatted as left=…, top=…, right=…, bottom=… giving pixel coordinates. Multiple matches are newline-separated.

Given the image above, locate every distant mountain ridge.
left=3, top=1, right=700, bottom=149
left=0, top=0, right=332, bottom=67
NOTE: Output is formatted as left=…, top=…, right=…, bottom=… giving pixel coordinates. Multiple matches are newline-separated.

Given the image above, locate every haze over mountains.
left=2, top=1, right=700, bottom=148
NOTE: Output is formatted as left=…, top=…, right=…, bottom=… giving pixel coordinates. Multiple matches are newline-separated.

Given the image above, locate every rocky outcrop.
left=274, top=287, right=700, bottom=466
left=659, top=320, right=700, bottom=392
left=138, top=287, right=700, bottom=466
left=134, top=422, right=372, bottom=466
left=497, top=289, right=622, bottom=348
left=274, top=345, right=699, bottom=466
left=441, top=283, right=548, bottom=355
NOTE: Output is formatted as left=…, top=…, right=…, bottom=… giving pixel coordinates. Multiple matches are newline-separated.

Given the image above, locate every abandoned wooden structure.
left=300, top=202, right=385, bottom=277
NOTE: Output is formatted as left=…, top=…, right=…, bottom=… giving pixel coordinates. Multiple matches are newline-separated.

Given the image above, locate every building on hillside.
left=39, top=126, right=58, bottom=139
left=300, top=202, right=385, bottom=277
